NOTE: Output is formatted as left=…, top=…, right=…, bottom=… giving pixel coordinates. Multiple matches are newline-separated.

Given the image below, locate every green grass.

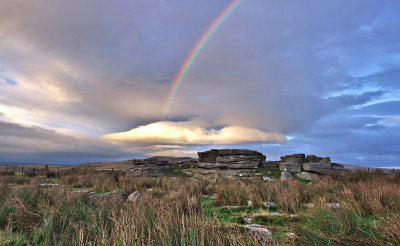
left=0, top=231, right=29, bottom=246
left=256, top=166, right=281, bottom=179
left=164, top=170, right=188, bottom=178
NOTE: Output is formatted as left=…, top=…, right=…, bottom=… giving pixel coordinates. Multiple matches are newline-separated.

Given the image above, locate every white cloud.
left=102, top=121, right=287, bottom=145
left=379, top=115, right=400, bottom=127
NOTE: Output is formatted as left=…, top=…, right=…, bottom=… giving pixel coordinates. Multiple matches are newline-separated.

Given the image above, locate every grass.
left=0, top=168, right=399, bottom=245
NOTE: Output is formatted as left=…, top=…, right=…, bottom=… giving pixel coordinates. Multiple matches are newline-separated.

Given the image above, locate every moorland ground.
left=0, top=166, right=400, bottom=245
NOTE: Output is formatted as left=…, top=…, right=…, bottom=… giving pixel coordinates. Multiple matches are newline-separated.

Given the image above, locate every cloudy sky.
left=0, top=0, right=399, bottom=166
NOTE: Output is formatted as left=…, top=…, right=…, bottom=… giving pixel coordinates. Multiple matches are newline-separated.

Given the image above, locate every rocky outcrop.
left=279, top=154, right=306, bottom=172
left=126, top=157, right=170, bottom=178
left=215, top=155, right=264, bottom=169
left=302, top=155, right=332, bottom=174
left=279, top=162, right=301, bottom=172
left=194, top=149, right=266, bottom=180
left=198, top=149, right=220, bottom=163
left=331, top=163, right=346, bottom=171
left=280, top=154, right=306, bottom=164
left=278, top=154, right=348, bottom=177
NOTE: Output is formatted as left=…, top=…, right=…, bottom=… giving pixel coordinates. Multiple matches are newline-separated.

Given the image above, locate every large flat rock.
left=280, top=154, right=306, bottom=164
left=218, top=149, right=265, bottom=156
left=215, top=155, right=263, bottom=169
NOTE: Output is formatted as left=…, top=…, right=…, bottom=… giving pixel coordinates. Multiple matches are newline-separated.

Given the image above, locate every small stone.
left=326, top=203, right=341, bottom=208
left=281, top=171, right=293, bottom=181
left=146, top=188, right=152, bottom=192
left=269, top=212, right=281, bottom=216
left=127, top=190, right=142, bottom=202
left=243, top=224, right=272, bottom=236
left=244, top=217, right=253, bottom=224
left=247, top=200, right=253, bottom=206
left=262, top=176, right=277, bottom=182
left=284, top=232, right=296, bottom=239
left=263, top=201, right=279, bottom=207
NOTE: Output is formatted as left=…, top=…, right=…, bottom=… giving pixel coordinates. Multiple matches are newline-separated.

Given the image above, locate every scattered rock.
left=242, top=224, right=272, bottom=236
left=89, top=190, right=127, bottom=204
left=326, top=203, right=341, bottom=208
left=247, top=200, right=253, bottom=206
left=244, top=217, right=253, bottom=224
left=281, top=171, right=293, bottom=181
left=295, top=172, right=314, bottom=181
left=227, top=206, right=241, bottom=210
left=284, top=232, right=296, bottom=239
left=127, top=190, right=142, bottom=202
left=262, top=176, right=277, bottom=182
left=263, top=201, right=279, bottom=207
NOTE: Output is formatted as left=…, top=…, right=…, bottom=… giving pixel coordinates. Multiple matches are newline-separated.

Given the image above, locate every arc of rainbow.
left=162, top=0, right=245, bottom=118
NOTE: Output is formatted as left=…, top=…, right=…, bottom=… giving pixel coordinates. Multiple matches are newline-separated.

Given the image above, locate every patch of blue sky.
left=0, top=75, right=18, bottom=85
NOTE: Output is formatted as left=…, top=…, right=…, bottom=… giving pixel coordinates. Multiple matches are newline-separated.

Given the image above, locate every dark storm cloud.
left=0, top=120, right=132, bottom=164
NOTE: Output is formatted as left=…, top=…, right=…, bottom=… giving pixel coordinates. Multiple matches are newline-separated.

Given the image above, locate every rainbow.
left=162, top=0, right=245, bottom=118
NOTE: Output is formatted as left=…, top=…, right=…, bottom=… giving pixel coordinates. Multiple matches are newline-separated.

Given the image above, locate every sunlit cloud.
left=147, top=149, right=198, bottom=158
left=102, top=121, right=287, bottom=145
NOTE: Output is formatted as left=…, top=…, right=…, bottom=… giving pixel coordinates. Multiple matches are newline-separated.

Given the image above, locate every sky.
left=0, top=0, right=399, bottom=166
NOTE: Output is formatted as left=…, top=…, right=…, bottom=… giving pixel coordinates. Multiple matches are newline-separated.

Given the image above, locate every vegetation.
left=0, top=168, right=400, bottom=245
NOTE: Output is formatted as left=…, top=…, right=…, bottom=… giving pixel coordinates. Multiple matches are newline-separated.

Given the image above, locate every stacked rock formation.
left=278, top=154, right=347, bottom=180
left=192, top=149, right=266, bottom=181
left=126, top=157, right=170, bottom=178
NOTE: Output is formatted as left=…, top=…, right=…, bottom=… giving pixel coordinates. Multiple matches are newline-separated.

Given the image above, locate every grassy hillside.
left=1, top=168, right=399, bottom=245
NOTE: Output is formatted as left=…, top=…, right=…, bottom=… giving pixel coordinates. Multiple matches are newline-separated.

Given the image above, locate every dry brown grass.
left=1, top=169, right=400, bottom=245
